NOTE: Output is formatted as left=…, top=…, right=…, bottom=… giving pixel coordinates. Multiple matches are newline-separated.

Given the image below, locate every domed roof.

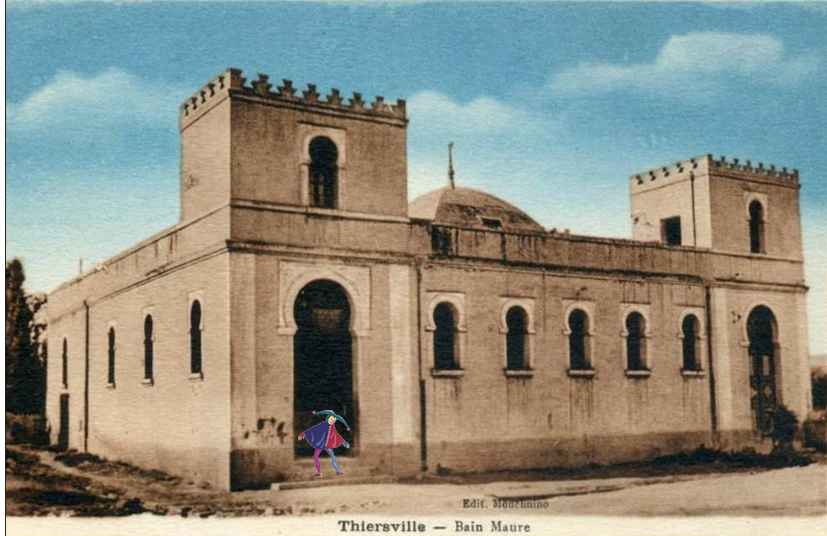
left=408, top=186, right=544, bottom=233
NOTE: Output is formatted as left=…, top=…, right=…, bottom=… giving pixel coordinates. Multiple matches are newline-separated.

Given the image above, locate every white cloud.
left=550, top=32, right=821, bottom=97
left=7, top=68, right=185, bottom=135
left=407, top=90, right=534, bottom=136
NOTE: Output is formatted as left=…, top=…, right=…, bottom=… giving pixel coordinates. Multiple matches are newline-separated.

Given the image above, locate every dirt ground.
left=5, top=443, right=827, bottom=518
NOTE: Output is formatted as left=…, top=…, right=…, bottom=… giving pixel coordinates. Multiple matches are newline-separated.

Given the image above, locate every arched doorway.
left=293, top=280, right=355, bottom=456
left=747, top=306, right=778, bottom=435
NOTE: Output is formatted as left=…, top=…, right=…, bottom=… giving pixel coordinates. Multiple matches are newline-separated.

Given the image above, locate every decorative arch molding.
left=497, top=297, right=536, bottom=335
left=619, top=303, right=653, bottom=337
left=563, top=300, right=596, bottom=374
left=424, top=292, right=467, bottom=375
left=743, top=191, right=769, bottom=222
left=562, top=300, right=596, bottom=336
left=676, top=308, right=706, bottom=339
left=620, top=303, right=653, bottom=374
left=676, top=307, right=706, bottom=374
left=424, top=292, right=467, bottom=333
left=278, top=261, right=371, bottom=337
left=498, top=297, right=536, bottom=374
left=299, top=125, right=348, bottom=167
left=739, top=301, right=781, bottom=348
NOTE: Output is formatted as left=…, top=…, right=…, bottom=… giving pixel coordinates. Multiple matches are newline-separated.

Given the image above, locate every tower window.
left=309, top=136, right=338, bottom=209
left=143, top=315, right=154, bottom=382
left=107, top=327, right=116, bottom=385
left=505, top=306, right=528, bottom=370
left=749, top=200, right=765, bottom=253
left=433, top=302, right=459, bottom=370
left=190, top=301, right=202, bottom=376
left=661, top=216, right=682, bottom=246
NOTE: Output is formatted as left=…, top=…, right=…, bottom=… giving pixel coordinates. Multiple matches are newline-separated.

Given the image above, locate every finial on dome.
left=448, top=142, right=456, bottom=190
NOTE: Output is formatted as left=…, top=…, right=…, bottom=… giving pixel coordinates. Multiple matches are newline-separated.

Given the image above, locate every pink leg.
left=313, top=449, right=322, bottom=474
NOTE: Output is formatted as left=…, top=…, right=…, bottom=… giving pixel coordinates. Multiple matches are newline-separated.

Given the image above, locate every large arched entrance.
left=293, top=280, right=356, bottom=457
left=747, top=306, right=778, bottom=435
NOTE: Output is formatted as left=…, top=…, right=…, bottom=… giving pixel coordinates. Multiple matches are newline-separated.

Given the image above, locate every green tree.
left=5, top=259, right=44, bottom=414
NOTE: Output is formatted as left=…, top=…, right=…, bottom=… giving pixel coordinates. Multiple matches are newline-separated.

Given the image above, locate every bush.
left=804, top=411, right=827, bottom=452
left=5, top=413, right=49, bottom=446
left=770, top=404, right=799, bottom=452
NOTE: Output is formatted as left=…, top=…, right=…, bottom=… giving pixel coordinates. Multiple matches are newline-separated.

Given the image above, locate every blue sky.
left=5, top=2, right=826, bottom=354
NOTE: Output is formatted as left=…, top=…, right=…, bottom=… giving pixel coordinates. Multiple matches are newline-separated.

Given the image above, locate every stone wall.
left=226, top=252, right=421, bottom=489
left=48, top=253, right=232, bottom=489
left=418, top=261, right=714, bottom=472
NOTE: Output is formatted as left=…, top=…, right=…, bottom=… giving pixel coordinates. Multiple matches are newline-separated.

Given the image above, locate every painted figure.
left=297, top=410, right=351, bottom=476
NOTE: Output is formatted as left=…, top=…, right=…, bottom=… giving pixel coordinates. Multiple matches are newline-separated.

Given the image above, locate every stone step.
left=272, top=475, right=397, bottom=491
left=286, top=456, right=380, bottom=481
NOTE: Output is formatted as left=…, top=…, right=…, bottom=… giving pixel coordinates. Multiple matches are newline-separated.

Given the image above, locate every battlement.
left=630, top=154, right=799, bottom=192
left=708, top=154, right=799, bottom=185
left=630, top=156, right=708, bottom=191
left=179, top=68, right=406, bottom=128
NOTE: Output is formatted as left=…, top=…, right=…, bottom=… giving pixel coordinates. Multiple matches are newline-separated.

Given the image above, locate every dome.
left=408, top=186, right=544, bottom=233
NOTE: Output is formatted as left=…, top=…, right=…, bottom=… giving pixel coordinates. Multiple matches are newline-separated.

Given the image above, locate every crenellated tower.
left=179, top=68, right=409, bottom=222
left=629, top=154, right=803, bottom=260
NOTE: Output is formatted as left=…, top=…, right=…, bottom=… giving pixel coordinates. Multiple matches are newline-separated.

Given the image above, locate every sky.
left=5, top=1, right=826, bottom=354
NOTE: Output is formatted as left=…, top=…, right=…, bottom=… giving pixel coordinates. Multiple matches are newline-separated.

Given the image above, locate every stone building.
left=45, top=68, right=812, bottom=490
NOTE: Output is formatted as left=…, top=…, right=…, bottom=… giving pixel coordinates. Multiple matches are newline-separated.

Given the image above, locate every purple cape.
left=301, top=421, right=330, bottom=449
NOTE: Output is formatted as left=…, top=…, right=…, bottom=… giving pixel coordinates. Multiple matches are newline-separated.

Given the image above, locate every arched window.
left=681, top=315, right=701, bottom=371
left=433, top=302, right=458, bottom=370
left=505, top=306, right=528, bottom=370
left=625, top=312, right=647, bottom=371
left=190, top=301, right=202, bottom=375
left=749, top=200, right=765, bottom=254
left=143, top=315, right=154, bottom=381
left=107, top=327, right=116, bottom=385
left=61, top=338, right=68, bottom=388
left=309, top=136, right=338, bottom=209
left=568, top=309, right=591, bottom=370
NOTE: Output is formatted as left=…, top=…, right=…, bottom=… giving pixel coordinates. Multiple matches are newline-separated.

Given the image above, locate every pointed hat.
left=313, top=410, right=351, bottom=431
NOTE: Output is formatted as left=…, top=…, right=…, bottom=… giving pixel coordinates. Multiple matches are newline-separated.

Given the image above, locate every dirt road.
left=6, top=443, right=826, bottom=522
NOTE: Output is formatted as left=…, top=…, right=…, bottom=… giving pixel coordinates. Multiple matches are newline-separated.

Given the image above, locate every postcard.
left=5, top=2, right=826, bottom=536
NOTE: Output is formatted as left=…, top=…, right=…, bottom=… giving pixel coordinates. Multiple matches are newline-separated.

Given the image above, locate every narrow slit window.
left=143, top=315, right=154, bottom=381
left=107, top=328, right=116, bottom=385
left=190, top=301, right=202, bottom=375
left=61, top=338, right=68, bottom=388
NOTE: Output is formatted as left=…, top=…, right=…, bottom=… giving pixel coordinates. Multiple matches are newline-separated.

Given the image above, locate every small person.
left=297, top=410, right=351, bottom=477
